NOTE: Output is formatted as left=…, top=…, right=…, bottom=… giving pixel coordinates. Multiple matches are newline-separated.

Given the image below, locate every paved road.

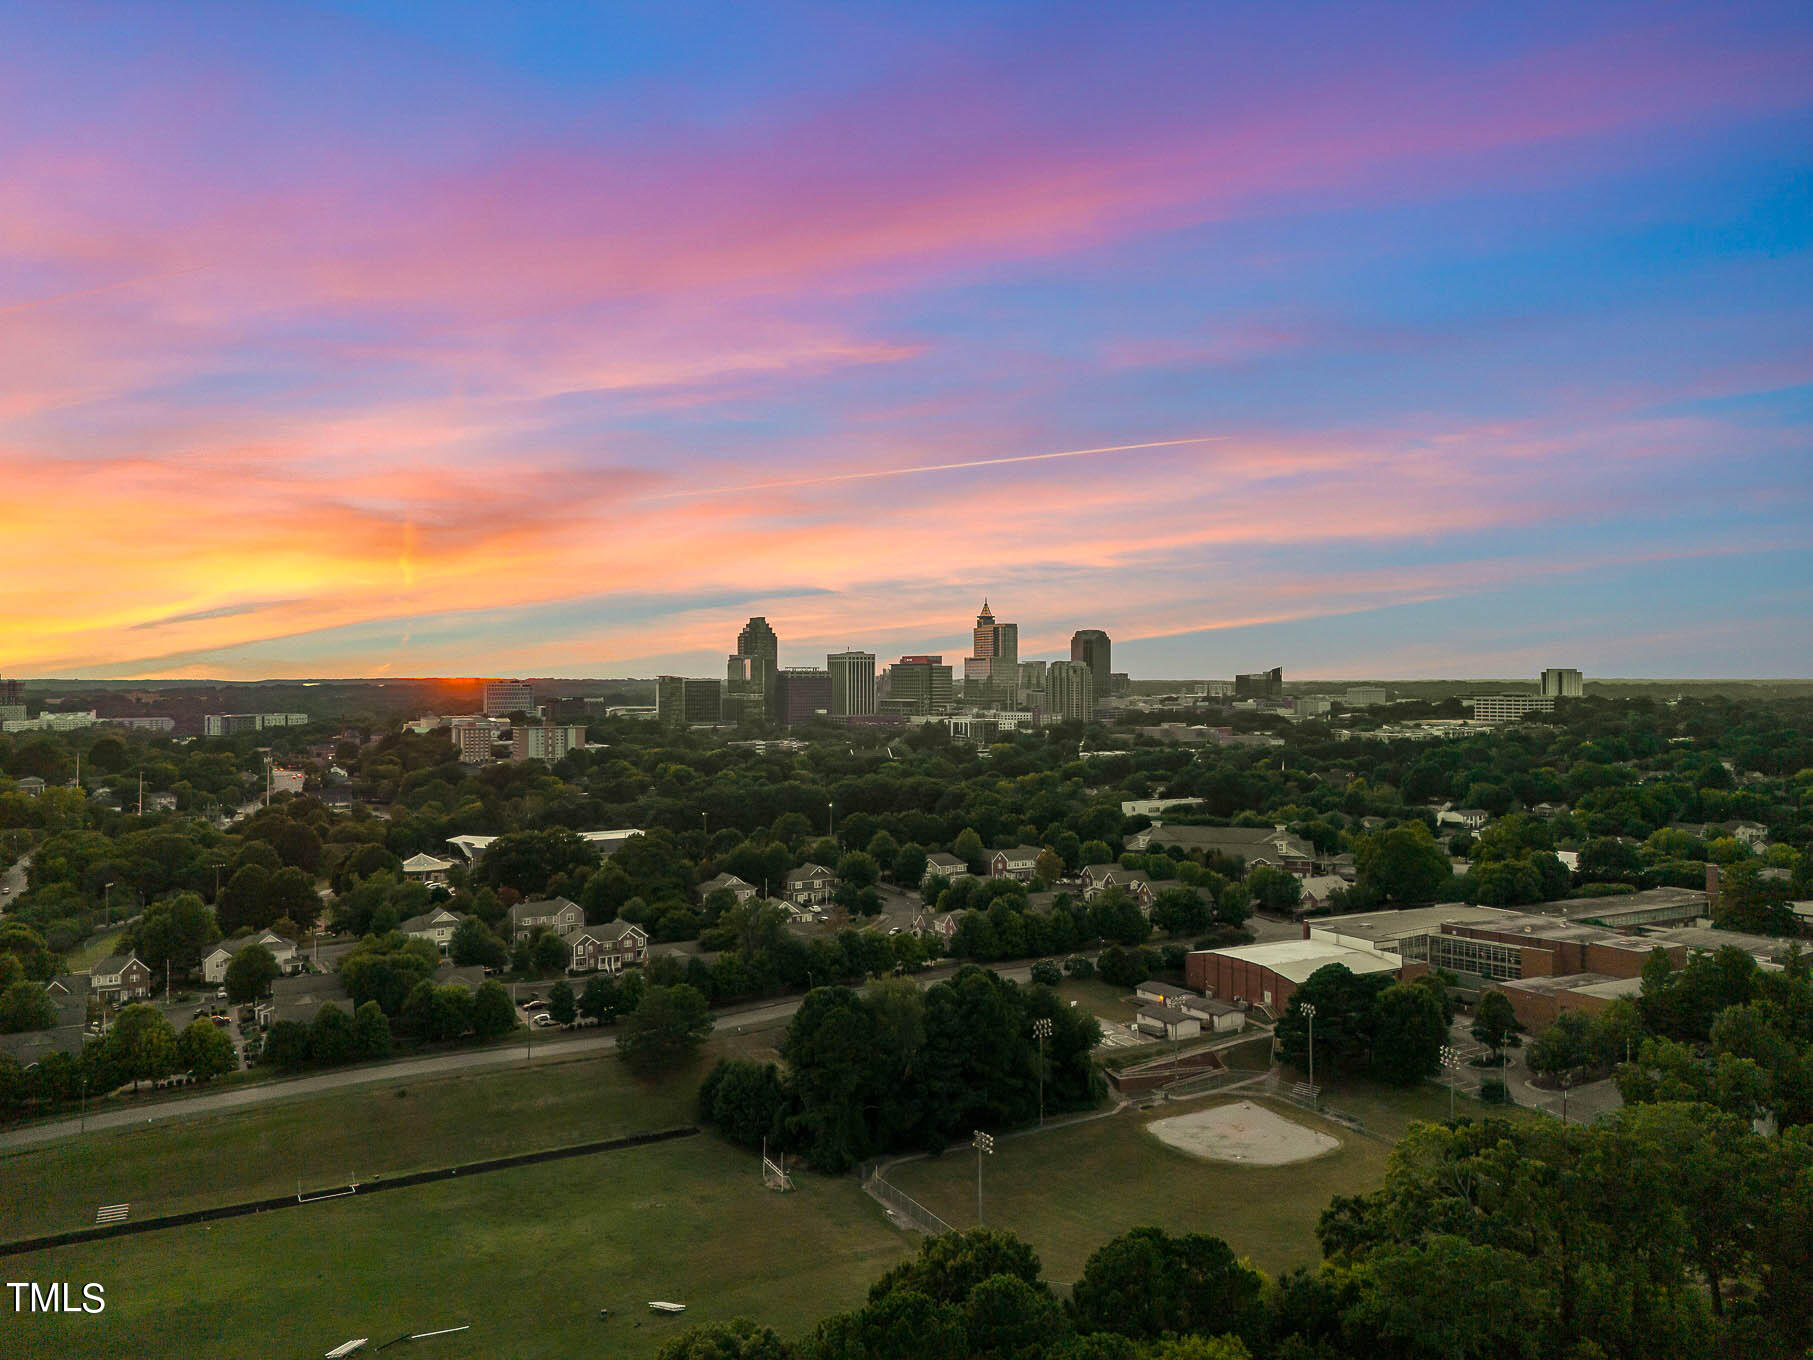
left=0, top=851, right=31, bottom=911
left=0, top=967, right=1037, bottom=1152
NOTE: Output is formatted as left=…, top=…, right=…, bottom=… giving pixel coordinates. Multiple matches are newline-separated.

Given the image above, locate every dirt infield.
left=1147, top=1099, right=1339, bottom=1165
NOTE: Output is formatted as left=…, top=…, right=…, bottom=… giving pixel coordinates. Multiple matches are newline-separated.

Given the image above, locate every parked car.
left=532, top=1014, right=558, bottom=1028
left=522, top=999, right=548, bottom=1012
left=211, top=1015, right=231, bottom=1027
left=216, top=988, right=227, bottom=1000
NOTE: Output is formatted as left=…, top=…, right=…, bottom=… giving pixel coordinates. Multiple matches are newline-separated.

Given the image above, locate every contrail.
left=0, top=264, right=208, bottom=317
left=647, top=435, right=1228, bottom=500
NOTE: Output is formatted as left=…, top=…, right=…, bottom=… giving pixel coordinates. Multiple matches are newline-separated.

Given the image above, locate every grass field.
left=6, top=1135, right=915, bottom=1360
left=884, top=1095, right=1391, bottom=1281
left=0, top=1031, right=778, bottom=1242
left=63, top=927, right=126, bottom=971
left=1055, top=978, right=1142, bottom=1025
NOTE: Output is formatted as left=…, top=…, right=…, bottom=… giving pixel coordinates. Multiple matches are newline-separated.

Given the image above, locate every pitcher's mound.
left=1148, top=1099, right=1339, bottom=1165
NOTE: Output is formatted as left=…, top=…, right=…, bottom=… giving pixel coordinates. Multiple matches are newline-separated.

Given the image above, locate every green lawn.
left=6, top=1136, right=915, bottom=1360
left=1055, top=977, right=1142, bottom=1025
left=884, top=1096, right=1392, bottom=1281
left=63, top=928, right=126, bottom=971
left=0, top=1031, right=779, bottom=1242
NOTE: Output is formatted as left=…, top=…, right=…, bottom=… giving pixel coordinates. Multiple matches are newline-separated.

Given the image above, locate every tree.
left=1029, top=960, right=1062, bottom=987
left=894, top=844, right=929, bottom=891
left=107, top=1002, right=177, bottom=1088
left=1274, top=964, right=1392, bottom=1078
left=1527, top=1012, right=1595, bottom=1081
left=954, top=829, right=987, bottom=874
left=868, top=1229, right=1044, bottom=1306
left=963, top=1273, right=1066, bottom=1360
left=1354, top=823, right=1452, bottom=906
left=1369, top=981, right=1447, bottom=1087
left=1246, top=866, right=1302, bottom=915
left=579, top=974, right=620, bottom=1023
left=1070, top=1227, right=1263, bottom=1344
left=548, top=980, right=577, bottom=1026
left=263, top=1018, right=310, bottom=1071
left=216, top=864, right=271, bottom=933
left=838, top=851, right=880, bottom=891
left=1087, top=891, right=1149, bottom=946
left=472, top=980, right=517, bottom=1039
left=267, top=866, right=320, bottom=931
left=130, top=891, right=220, bottom=978
left=1034, top=848, right=1065, bottom=887
left=353, top=1000, right=391, bottom=1060
left=0, top=981, right=55, bottom=1033
left=617, top=984, right=713, bottom=1074
left=224, top=943, right=280, bottom=1004
left=700, top=1058, right=789, bottom=1146
left=654, top=1318, right=790, bottom=1360
left=530, top=930, right=569, bottom=977
left=309, top=1003, right=356, bottom=1066
left=450, top=916, right=508, bottom=970
left=1470, top=989, right=1522, bottom=1058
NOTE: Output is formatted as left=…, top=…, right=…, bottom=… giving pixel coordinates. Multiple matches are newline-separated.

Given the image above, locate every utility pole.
left=1300, top=1001, right=1317, bottom=1106
left=104, top=881, right=115, bottom=927
left=972, top=1130, right=994, bottom=1226
left=1033, top=1017, right=1053, bottom=1126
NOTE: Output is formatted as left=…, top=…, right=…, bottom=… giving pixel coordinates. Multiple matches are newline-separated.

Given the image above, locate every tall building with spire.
left=966, top=600, right=1019, bottom=704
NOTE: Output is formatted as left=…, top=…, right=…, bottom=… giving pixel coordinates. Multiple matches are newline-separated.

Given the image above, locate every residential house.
left=507, top=896, right=584, bottom=943
left=401, top=852, right=455, bottom=885
left=912, top=909, right=961, bottom=946
left=922, top=852, right=969, bottom=884
left=784, top=864, right=840, bottom=907
left=399, top=907, right=463, bottom=955
left=1297, top=875, right=1349, bottom=913
left=987, top=845, right=1044, bottom=881
left=1126, top=824, right=1315, bottom=874
left=431, top=963, right=487, bottom=991
left=202, top=931, right=299, bottom=984
left=0, top=1024, right=86, bottom=1067
left=88, top=953, right=153, bottom=1003
left=258, top=973, right=354, bottom=1027
left=1134, top=1006, right=1201, bottom=1041
left=700, top=872, right=758, bottom=904
left=14, top=776, right=45, bottom=797
left=1437, top=806, right=1490, bottom=832
left=1079, top=864, right=1158, bottom=910
left=45, top=974, right=92, bottom=1030
left=562, top=919, right=650, bottom=974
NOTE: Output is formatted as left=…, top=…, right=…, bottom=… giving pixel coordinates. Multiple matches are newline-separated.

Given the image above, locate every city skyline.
left=4, top=4, right=1811, bottom=681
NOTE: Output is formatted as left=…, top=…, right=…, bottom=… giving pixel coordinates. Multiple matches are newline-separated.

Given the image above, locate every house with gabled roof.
left=1126, top=824, right=1314, bottom=874
left=561, top=919, right=649, bottom=974
left=784, top=864, right=839, bottom=907
left=700, top=872, right=758, bottom=904
left=399, top=906, right=463, bottom=955
left=88, top=953, right=153, bottom=1003
left=1079, top=865, right=1157, bottom=910
left=922, top=852, right=969, bottom=885
left=988, top=845, right=1043, bottom=881
left=401, top=852, right=455, bottom=884
left=202, top=931, right=299, bottom=984
left=507, top=896, right=584, bottom=942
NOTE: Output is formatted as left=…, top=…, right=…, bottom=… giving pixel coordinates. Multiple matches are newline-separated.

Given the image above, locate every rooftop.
left=1195, top=938, right=1401, bottom=985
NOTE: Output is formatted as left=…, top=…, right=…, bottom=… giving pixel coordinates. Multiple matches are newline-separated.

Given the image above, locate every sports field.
left=6, top=1135, right=914, bottom=1360
left=883, top=1095, right=1392, bottom=1280
left=0, top=1034, right=770, bottom=1241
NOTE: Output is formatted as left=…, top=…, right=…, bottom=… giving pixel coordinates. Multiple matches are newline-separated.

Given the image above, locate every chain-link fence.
left=861, top=1162, right=955, bottom=1236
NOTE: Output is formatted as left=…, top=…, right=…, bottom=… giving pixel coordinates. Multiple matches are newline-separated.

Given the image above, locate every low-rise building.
left=1126, top=824, right=1314, bottom=873
left=784, top=864, right=840, bottom=907
left=922, top=853, right=969, bottom=884
left=1184, top=939, right=1404, bottom=1014
left=89, top=953, right=153, bottom=1003
left=699, top=872, right=758, bottom=904
left=562, top=919, right=650, bottom=974
left=506, top=896, right=584, bottom=942
left=401, top=852, right=456, bottom=884
left=1134, top=1006, right=1201, bottom=1041
left=988, top=845, right=1043, bottom=881
left=202, top=931, right=299, bottom=984
left=258, top=973, right=354, bottom=1027
left=1079, top=864, right=1158, bottom=909
left=399, top=907, right=463, bottom=955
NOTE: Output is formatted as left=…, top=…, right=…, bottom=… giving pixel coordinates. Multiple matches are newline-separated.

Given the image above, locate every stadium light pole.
left=1439, top=1044, right=1460, bottom=1121
left=1033, top=1018, right=1053, bottom=1126
left=1300, top=1001, right=1317, bottom=1105
left=973, top=1130, right=994, bottom=1226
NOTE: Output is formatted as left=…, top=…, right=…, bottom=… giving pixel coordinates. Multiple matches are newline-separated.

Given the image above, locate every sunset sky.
left=4, top=1, right=1810, bottom=680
